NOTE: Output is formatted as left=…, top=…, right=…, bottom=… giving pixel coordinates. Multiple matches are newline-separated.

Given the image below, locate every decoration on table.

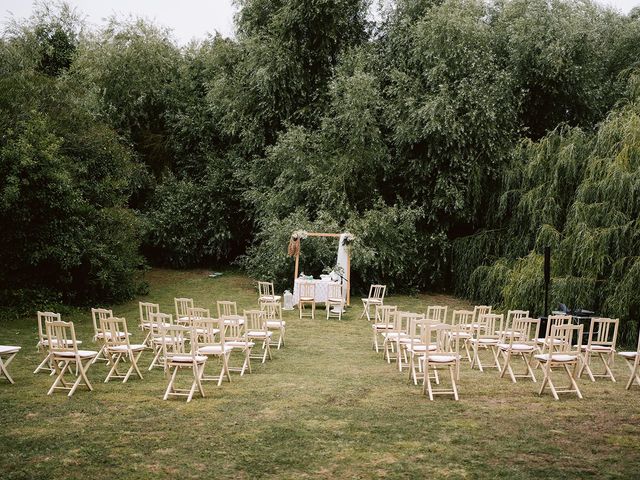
left=283, top=290, right=294, bottom=310
left=341, top=232, right=355, bottom=246
left=287, top=230, right=308, bottom=257
left=323, top=264, right=345, bottom=282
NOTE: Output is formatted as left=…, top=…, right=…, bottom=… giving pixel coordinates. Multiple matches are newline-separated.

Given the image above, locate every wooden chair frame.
left=148, top=312, right=175, bottom=371
left=298, top=281, right=316, bottom=320
left=326, top=283, right=345, bottom=320
left=175, top=298, right=195, bottom=324
left=258, top=281, right=281, bottom=306
left=261, top=301, right=286, bottom=349
left=245, top=310, right=272, bottom=363
left=421, top=323, right=461, bottom=401
left=161, top=324, right=207, bottom=402
left=195, top=317, right=232, bottom=386
left=498, top=317, right=540, bottom=383
left=361, top=284, right=386, bottom=321
left=34, top=311, right=67, bottom=374
left=101, top=316, right=145, bottom=383
left=535, top=324, right=584, bottom=400
left=224, top=315, right=254, bottom=376
left=620, top=330, right=640, bottom=390
left=372, top=305, right=397, bottom=353
left=0, top=345, right=21, bottom=384
left=426, top=306, right=448, bottom=323
left=470, top=313, right=503, bottom=372
left=450, top=310, right=474, bottom=362
left=579, top=317, right=618, bottom=382
left=139, top=302, right=160, bottom=348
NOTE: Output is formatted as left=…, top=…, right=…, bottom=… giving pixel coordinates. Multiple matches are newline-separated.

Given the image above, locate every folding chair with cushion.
left=91, top=308, right=128, bottom=364
left=261, top=301, right=286, bottom=349
left=34, top=311, right=77, bottom=374
left=426, top=306, right=447, bottom=323
left=218, top=301, right=245, bottom=330
left=498, top=317, right=540, bottom=383
left=0, top=345, right=21, bottom=384
left=258, top=281, right=281, bottom=307
left=326, top=283, right=344, bottom=320
left=161, top=324, right=207, bottom=402
left=496, top=310, right=529, bottom=338
left=361, top=284, right=386, bottom=321
left=450, top=310, right=474, bottom=362
left=420, top=323, right=461, bottom=400
left=382, top=310, right=407, bottom=364
left=138, top=302, right=161, bottom=348
left=175, top=298, right=195, bottom=324
left=298, top=282, right=316, bottom=320
left=619, top=330, right=640, bottom=390
left=372, top=305, right=397, bottom=353
left=579, top=317, right=618, bottom=382
left=535, top=323, right=583, bottom=400
left=470, top=313, right=503, bottom=372
left=186, top=307, right=211, bottom=326
left=224, top=315, right=254, bottom=376
left=472, top=305, right=492, bottom=328
left=100, top=316, right=145, bottom=383
left=45, top=320, right=98, bottom=396
left=535, top=314, right=572, bottom=351
left=393, top=312, right=422, bottom=372
left=195, top=317, right=232, bottom=386
left=148, top=312, right=175, bottom=371
left=406, top=315, right=436, bottom=385
left=245, top=310, right=272, bottom=363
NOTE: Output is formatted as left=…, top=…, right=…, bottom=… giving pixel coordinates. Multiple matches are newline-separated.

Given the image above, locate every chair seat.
left=54, top=350, right=98, bottom=359
left=96, top=331, right=129, bottom=339
left=194, top=328, right=220, bottom=335
left=152, top=336, right=183, bottom=344
left=260, top=295, right=281, bottom=302
left=471, top=338, right=499, bottom=345
left=327, top=297, right=343, bottom=303
left=407, top=344, right=437, bottom=352
left=449, top=331, right=472, bottom=338
left=168, top=355, right=207, bottom=364
left=141, top=322, right=172, bottom=329
left=0, top=345, right=21, bottom=354
left=198, top=345, right=233, bottom=355
left=362, top=298, right=382, bottom=304
left=226, top=340, right=255, bottom=348
left=619, top=351, right=638, bottom=359
left=373, top=323, right=393, bottom=330
left=426, top=354, right=460, bottom=363
left=223, top=318, right=245, bottom=326
left=498, top=343, right=535, bottom=352
left=247, top=331, right=273, bottom=338
left=299, top=297, right=315, bottom=302
left=266, top=320, right=286, bottom=328
left=534, top=353, right=577, bottom=363
left=109, top=344, right=146, bottom=353
left=535, top=338, right=565, bottom=345
left=383, top=332, right=408, bottom=339
left=581, top=345, right=614, bottom=352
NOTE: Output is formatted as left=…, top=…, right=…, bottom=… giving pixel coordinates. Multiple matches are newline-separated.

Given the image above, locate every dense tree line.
left=1, top=1, right=639, bottom=332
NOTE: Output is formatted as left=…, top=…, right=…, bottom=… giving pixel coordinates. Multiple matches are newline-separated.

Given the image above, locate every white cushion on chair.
left=534, top=353, right=577, bottom=362
left=198, top=345, right=233, bottom=355
left=54, top=350, right=98, bottom=359
left=535, top=338, right=565, bottom=345
left=226, top=340, right=255, bottom=348
left=408, top=344, right=437, bottom=352
left=0, top=345, right=21, bottom=354
left=96, top=331, right=129, bottom=339
left=299, top=296, right=314, bottom=302
left=260, top=295, right=281, bottom=302
left=247, top=331, right=273, bottom=338
left=40, top=339, right=82, bottom=347
left=141, top=322, right=172, bottom=329
left=619, top=351, right=639, bottom=359
left=169, top=355, right=207, bottom=363
left=427, top=355, right=460, bottom=363
left=581, top=345, right=614, bottom=352
left=498, top=343, right=535, bottom=352
left=362, top=298, right=382, bottom=304
left=266, top=320, right=285, bottom=328
left=109, top=344, right=146, bottom=352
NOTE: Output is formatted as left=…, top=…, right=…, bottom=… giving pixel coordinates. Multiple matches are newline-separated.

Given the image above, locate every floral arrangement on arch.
left=341, top=232, right=355, bottom=246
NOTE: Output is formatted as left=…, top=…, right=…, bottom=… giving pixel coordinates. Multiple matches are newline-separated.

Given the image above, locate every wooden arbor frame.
left=291, top=232, right=351, bottom=306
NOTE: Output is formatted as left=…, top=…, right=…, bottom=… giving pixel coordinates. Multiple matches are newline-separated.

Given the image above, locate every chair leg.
left=0, top=353, right=17, bottom=384
left=34, top=352, right=53, bottom=374
left=164, top=366, right=179, bottom=400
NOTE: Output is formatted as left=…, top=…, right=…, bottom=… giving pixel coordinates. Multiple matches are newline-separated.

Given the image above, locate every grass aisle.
left=0, top=269, right=639, bottom=479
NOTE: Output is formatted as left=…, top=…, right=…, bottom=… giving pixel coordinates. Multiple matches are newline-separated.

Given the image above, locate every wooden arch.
left=290, top=232, right=351, bottom=305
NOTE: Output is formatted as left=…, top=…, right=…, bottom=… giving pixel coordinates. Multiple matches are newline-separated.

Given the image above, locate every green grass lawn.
left=1, top=269, right=639, bottom=479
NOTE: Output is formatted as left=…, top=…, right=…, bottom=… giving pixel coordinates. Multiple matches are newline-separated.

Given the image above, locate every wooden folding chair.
left=91, top=307, right=128, bottom=364
left=0, top=345, right=21, bottom=384
left=472, top=305, right=492, bottom=328
left=372, top=305, right=397, bottom=353
left=498, top=317, right=540, bottom=383
left=361, top=284, right=386, bottom=321
left=382, top=310, right=407, bottom=364
left=194, top=317, right=232, bottom=386
left=148, top=312, right=175, bottom=371
left=258, top=281, right=281, bottom=307
left=579, top=317, right=618, bottom=382
left=395, top=312, right=423, bottom=372
left=45, top=320, right=98, bottom=396
left=138, top=302, right=160, bottom=348
left=496, top=310, right=529, bottom=338
left=175, top=298, right=195, bottom=324
left=161, top=324, right=207, bottom=402
left=535, top=314, right=572, bottom=351
left=326, top=283, right=345, bottom=320
left=450, top=310, right=474, bottom=362
left=421, top=323, right=461, bottom=400
left=245, top=309, right=272, bottom=363
left=535, top=323, right=583, bottom=400
left=426, top=306, right=447, bottom=323
left=470, top=313, right=503, bottom=372
left=217, top=301, right=245, bottom=331
left=261, top=301, right=286, bottom=349
left=34, top=311, right=77, bottom=374
left=619, top=330, right=640, bottom=390
left=100, top=316, right=145, bottom=383
left=224, top=314, right=254, bottom=376
left=298, top=282, right=316, bottom=319
left=407, top=315, right=436, bottom=385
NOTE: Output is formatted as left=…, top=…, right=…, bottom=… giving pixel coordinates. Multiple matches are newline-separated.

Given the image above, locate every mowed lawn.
left=1, top=269, right=639, bottom=479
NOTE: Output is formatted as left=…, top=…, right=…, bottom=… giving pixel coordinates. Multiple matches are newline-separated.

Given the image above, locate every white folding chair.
left=361, top=284, right=386, bottom=321
left=421, top=323, right=461, bottom=400
left=148, top=312, right=175, bottom=371
left=175, top=297, right=194, bottom=324
left=91, top=307, right=128, bottom=364
left=498, top=317, right=540, bottom=383
left=161, top=324, right=207, bottom=402
left=245, top=309, right=272, bottom=363
left=0, top=345, right=21, bottom=384
left=138, top=302, right=160, bottom=348
left=372, top=305, right=397, bottom=353
left=261, top=301, right=286, bottom=349
left=326, top=283, right=345, bottom=320
left=579, top=317, right=618, bottom=382
left=258, top=281, right=281, bottom=307
left=298, top=282, right=316, bottom=319
left=34, top=311, right=77, bottom=374
left=535, top=323, right=583, bottom=400
left=426, top=305, right=447, bottom=323
left=470, top=313, right=503, bottom=372
left=619, top=330, right=640, bottom=390
left=224, top=314, right=254, bottom=376
left=195, top=317, right=232, bottom=386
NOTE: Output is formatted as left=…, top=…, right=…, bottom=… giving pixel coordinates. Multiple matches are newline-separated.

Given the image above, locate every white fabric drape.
left=336, top=233, right=349, bottom=301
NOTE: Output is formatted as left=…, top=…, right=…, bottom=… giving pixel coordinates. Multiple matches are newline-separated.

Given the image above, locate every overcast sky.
left=2, top=0, right=639, bottom=45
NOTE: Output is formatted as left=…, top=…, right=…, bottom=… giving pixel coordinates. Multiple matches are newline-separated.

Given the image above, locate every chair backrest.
left=217, top=301, right=238, bottom=318
left=473, top=305, right=492, bottom=323
left=139, top=302, right=159, bottom=326
left=258, top=281, right=275, bottom=298
left=505, top=310, right=529, bottom=330
left=452, top=310, right=474, bottom=329
left=193, top=317, right=225, bottom=345
left=392, top=311, right=415, bottom=336
left=100, top=316, right=131, bottom=348
left=375, top=305, right=397, bottom=328
left=544, top=314, right=572, bottom=338
left=149, top=312, right=173, bottom=339
left=187, top=307, right=210, bottom=325
left=37, top=311, right=61, bottom=346
left=175, top=298, right=194, bottom=321
left=426, top=306, right=447, bottom=323
left=408, top=314, right=429, bottom=349
left=300, top=282, right=316, bottom=298
left=91, top=308, right=113, bottom=337
left=587, top=317, right=619, bottom=349
left=225, top=315, right=246, bottom=342
left=45, top=319, right=79, bottom=355
left=368, top=284, right=386, bottom=301
left=423, top=323, right=456, bottom=355
left=327, top=283, right=342, bottom=301
left=159, top=324, right=191, bottom=362
left=507, top=317, right=540, bottom=344
left=244, top=310, right=266, bottom=332
left=477, top=313, right=503, bottom=337
left=544, top=323, right=583, bottom=355
left=261, top=301, right=282, bottom=321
